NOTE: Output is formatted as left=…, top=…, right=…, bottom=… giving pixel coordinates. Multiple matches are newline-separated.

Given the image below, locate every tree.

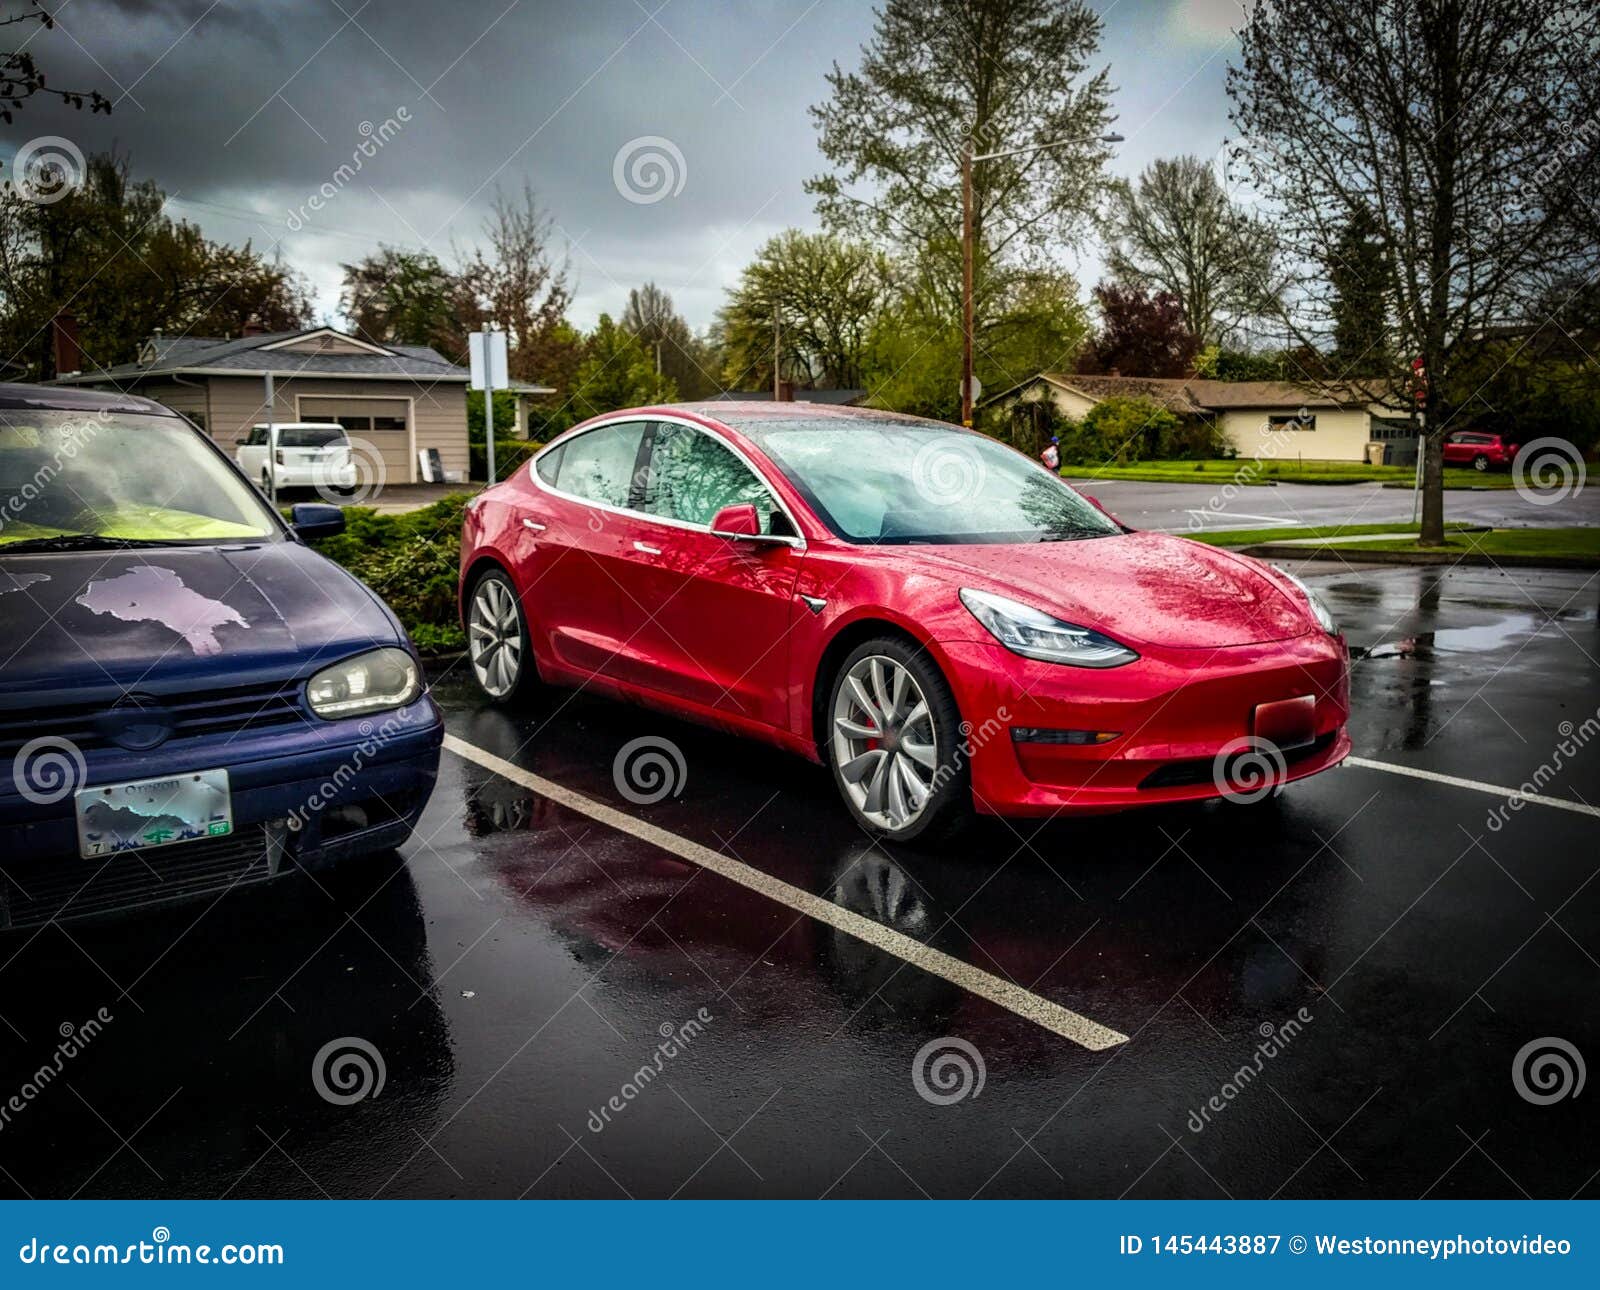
left=716, top=229, right=893, bottom=390
left=620, top=282, right=716, bottom=400
left=1105, top=155, right=1280, bottom=345
left=1078, top=283, right=1200, bottom=377
left=1229, top=0, right=1600, bottom=544
left=340, top=246, right=468, bottom=354
left=0, top=151, right=311, bottom=379
left=569, top=314, right=676, bottom=420
left=461, top=183, right=573, bottom=383
left=2, top=3, right=110, bottom=124
left=808, top=0, right=1112, bottom=331
left=1326, top=204, right=1391, bottom=374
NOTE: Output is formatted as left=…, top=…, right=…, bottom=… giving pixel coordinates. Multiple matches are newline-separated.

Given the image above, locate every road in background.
left=1065, top=477, right=1600, bottom=533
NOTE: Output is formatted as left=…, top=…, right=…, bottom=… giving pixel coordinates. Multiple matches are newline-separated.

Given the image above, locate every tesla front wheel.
left=467, top=568, right=540, bottom=703
left=827, top=637, right=972, bottom=844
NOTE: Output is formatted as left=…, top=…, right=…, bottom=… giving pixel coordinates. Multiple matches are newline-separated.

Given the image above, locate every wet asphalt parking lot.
left=1, top=563, right=1596, bottom=1199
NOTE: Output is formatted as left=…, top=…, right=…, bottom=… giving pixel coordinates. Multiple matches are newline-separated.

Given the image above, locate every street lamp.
left=960, top=131, right=1124, bottom=426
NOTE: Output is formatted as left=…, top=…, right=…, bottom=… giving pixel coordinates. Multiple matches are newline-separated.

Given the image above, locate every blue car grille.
left=0, top=680, right=308, bottom=760
left=0, top=824, right=281, bottom=928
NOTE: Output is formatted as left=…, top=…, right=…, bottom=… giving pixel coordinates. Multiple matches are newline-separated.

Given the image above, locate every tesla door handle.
left=633, top=541, right=663, bottom=556
left=521, top=518, right=547, bottom=532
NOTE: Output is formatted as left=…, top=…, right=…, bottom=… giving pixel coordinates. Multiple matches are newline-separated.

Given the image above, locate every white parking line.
left=1345, top=755, right=1600, bottom=820
left=441, top=734, right=1130, bottom=1052
left=1183, top=509, right=1299, bottom=529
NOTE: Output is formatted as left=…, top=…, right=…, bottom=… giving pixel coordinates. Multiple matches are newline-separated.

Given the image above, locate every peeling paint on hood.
left=74, top=565, right=251, bottom=657
left=0, top=571, right=49, bottom=596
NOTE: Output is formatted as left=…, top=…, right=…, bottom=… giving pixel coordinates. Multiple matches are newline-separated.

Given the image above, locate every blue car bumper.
left=0, top=698, right=443, bottom=928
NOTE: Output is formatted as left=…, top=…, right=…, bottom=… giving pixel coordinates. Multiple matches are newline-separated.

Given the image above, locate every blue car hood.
left=0, top=541, right=401, bottom=693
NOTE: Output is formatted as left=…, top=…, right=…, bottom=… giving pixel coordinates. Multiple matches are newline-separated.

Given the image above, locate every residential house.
left=51, top=323, right=517, bottom=483
left=987, top=372, right=1418, bottom=463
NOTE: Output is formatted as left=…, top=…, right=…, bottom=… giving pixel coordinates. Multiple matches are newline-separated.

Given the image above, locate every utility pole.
left=960, top=131, right=1123, bottom=428
left=961, top=148, right=974, bottom=427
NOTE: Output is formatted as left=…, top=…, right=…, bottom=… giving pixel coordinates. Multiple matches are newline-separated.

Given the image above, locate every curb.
left=1237, top=544, right=1600, bottom=570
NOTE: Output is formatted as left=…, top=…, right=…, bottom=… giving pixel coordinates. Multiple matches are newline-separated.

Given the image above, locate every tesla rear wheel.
left=468, top=568, right=539, bottom=703
left=1473, top=455, right=1488, bottom=471
left=827, top=638, right=971, bottom=844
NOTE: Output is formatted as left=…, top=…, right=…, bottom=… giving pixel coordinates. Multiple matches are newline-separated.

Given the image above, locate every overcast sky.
left=2, top=0, right=1252, bottom=337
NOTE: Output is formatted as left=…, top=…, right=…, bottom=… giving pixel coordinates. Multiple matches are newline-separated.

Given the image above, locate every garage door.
left=299, top=398, right=409, bottom=432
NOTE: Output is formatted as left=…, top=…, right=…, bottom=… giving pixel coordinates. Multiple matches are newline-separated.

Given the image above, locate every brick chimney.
left=776, top=379, right=795, bottom=402
left=51, top=311, right=86, bottom=376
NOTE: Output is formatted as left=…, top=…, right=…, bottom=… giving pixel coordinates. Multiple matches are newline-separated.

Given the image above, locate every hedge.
left=304, top=495, right=470, bottom=654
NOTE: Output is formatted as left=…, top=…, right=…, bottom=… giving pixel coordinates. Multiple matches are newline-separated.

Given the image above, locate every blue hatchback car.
left=0, top=383, right=443, bottom=928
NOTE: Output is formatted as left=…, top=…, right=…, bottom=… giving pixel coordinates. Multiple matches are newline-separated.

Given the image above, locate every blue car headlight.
left=959, top=588, right=1139, bottom=668
left=306, top=647, right=421, bottom=718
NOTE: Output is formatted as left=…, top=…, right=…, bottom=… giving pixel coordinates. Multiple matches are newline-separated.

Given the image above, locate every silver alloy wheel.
left=831, top=655, right=938, bottom=833
left=469, top=577, right=523, bottom=698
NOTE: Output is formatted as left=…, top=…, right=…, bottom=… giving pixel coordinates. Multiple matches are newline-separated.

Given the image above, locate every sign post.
left=469, top=328, right=510, bottom=484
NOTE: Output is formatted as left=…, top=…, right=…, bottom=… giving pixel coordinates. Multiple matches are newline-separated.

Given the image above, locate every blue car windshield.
left=745, top=418, right=1120, bottom=545
left=0, top=409, right=280, bottom=548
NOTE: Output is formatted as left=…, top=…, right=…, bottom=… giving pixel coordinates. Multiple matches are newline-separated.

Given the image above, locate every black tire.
left=465, top=566, right=542, bottom=704
left=825, top=635, right=973, bottom=844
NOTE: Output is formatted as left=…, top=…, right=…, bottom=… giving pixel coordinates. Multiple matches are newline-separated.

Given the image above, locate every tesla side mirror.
left=290, top=502, right=346, bottom=541
left=710, top=503, right=760, bottom=538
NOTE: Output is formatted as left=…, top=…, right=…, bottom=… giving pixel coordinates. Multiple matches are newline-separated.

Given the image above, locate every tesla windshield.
left=747, top=419, right=1121, bottom=544
left=0, top=410, right=280, bottom=549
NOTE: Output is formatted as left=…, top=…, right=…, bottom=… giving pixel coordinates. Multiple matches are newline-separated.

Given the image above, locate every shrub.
left=304, top=495, right=470, bottom=653
left=470, top=439, right=541, bottom=481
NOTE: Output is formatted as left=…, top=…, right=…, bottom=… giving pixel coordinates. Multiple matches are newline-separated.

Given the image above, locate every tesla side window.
left=748, top=419, right=1119, bottom=545
left=535, top=441, right=564, bottom=486
left=640, top=423, right=778, bottom=533
left=552, top=422, right=647, bottom=508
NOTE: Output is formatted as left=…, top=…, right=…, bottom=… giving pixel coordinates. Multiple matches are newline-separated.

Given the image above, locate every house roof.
left=985, top=371, right=1383, bottom=413
left=51, top=326, right=473, bottom=386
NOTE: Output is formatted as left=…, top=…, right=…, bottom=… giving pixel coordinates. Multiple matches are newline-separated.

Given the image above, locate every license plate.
left=75, top=769, right=233, bottom=859
left=1252, top=696, right=1317, bottom=750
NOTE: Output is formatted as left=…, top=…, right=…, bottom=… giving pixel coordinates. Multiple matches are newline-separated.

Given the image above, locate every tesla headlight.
left=307, top=647, right=421, bottom=718
left=1276, top=568, right=1338, bottom=634
left=959, top=588, right=1138, bottom=668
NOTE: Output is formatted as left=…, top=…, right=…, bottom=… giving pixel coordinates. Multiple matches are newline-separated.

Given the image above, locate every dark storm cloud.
left=2, top=1, right=1237, bottom=329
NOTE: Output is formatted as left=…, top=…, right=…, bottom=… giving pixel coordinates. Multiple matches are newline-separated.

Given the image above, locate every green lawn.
left=1195, top=522, right=1473, bottom=548
left=1194, top=523, right=1599, bottom=562
left=1329, top=527, right=1600, bottom=559
left=1062, top=459, right=1517, bottom=488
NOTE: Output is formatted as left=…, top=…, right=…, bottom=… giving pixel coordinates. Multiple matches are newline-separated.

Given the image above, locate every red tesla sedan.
left=458, top=404, right=1350, bottom=841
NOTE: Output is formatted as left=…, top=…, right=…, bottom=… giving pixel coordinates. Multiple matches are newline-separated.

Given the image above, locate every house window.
left=299, top=398, right=409, bottom=433
left=1267, top=413, right=1315, bottom=431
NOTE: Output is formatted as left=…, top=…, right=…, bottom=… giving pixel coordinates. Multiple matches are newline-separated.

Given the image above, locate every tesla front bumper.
left=941, top=632, right=1351, bottom=816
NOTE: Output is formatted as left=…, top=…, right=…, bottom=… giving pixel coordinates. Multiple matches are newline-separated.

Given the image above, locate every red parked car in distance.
left=458, top=404, right=1350, bottom=841
left=1442, top=430, right=1519, bottom=471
